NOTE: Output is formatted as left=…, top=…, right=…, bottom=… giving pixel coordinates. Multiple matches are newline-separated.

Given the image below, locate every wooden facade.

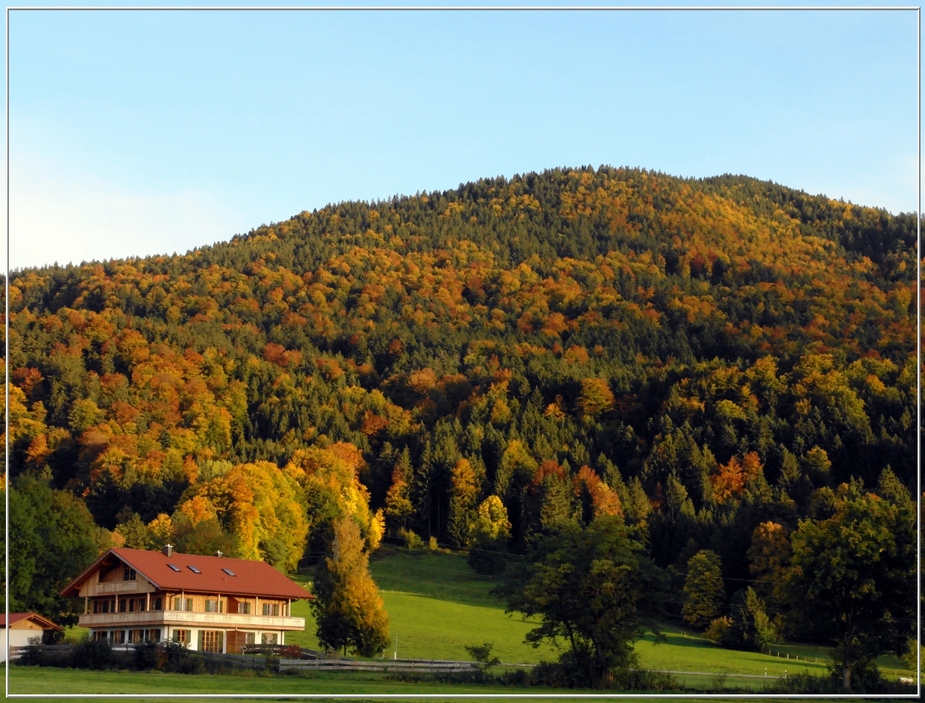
left=61, top=547, right=312, bottom=653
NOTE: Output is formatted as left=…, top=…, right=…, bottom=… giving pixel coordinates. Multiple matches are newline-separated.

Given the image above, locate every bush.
left=398, top=528, right=423, bottom=550
left=133, top=641, right=160, bottom=670
left=464, top=641, right=500, bottom=672
left=17, top=637, right=47, bottom=667
left=69, top=639, right=116, bottom=670
left=770, top=666, right=901, bottom=695
left=704, top=616, right=733, bottom=643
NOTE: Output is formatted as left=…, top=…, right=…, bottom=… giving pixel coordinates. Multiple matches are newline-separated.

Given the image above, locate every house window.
left=237, top=602, right=251, bottom=614
left=261, top=633, right=278, bottom=645
left=123, top=568, right=136, bottom=581
left=173, top=597, right=194, bottom=611
left=244, top=632, right=256, bottom=645
left=200, top=630, right=224, bottom=653
left=93, top=599, right=116, bottom=614
left=145, top=629, right=161, bottom=642
left=262, top=603, right=280, bottom=616
left=153, top=597, right=162, bottom=611
left=112, top=630, right=126, bottom=644
left=127, top=629, right=144, bottom=643
left=172, top=629, right=191, bottom=644
left=119, top=599, right=127, bottom=613
left=92, top=631, right=107, bottom=642
left=205, top=599, right=224, bottom=613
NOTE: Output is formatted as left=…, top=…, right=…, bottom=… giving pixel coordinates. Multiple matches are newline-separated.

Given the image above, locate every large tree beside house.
left=4, top=474, right=104, bottom=626
left=312, top=517, right=390, bottom=657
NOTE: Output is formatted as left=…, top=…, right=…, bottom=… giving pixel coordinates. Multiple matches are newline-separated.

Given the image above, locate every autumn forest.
left=2, top=166, right=918, bottom=690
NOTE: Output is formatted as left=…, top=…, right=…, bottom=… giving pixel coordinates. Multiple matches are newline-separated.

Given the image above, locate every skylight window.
left=167, top=564, right=181, bottom=572
left=187, top=565, right=201, bottom=574
left=222, top=568, right=236, bottom=577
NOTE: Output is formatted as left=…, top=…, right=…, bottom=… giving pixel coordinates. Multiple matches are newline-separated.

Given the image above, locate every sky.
left=2, top=1, right=920, bottom=270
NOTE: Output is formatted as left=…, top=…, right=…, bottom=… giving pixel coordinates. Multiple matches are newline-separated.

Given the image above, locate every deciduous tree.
left=502, top=515, right=665, bottom=687
left=682, top=549, right=724, bottom=629
left=311, top=517, right=390, bottom=657
left=780, top=477, right=916, bottom=691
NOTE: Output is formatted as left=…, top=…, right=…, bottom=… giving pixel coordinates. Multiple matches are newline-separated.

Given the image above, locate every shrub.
left=133, top=641, right=160, bottom=670
left=398, top=528, right=423, bottom=550
left=704, top=616, right=733, bottom=644
left=17, top=637, right=47, bottom=667
left=464, top=641, right=500, bottom=672
left=69, top=639, right=115, bottom=670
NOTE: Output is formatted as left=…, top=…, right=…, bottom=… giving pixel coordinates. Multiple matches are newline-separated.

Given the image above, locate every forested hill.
left=3, top=165, right=917, bottom=586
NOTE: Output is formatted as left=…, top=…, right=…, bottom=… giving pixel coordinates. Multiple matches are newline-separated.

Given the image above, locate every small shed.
left=1, top=613, right=63, bottom=661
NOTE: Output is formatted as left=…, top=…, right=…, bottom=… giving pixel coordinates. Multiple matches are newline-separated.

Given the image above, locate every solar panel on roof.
left=222, top=568, right=236, bottom=577
left=167, top=564, right=181, bottom=572
left=187, top=565, right=201, bottom=574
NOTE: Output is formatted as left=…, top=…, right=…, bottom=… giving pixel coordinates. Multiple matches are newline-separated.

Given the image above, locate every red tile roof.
left=60, top=548, right=313, bottom=601
left=0, top=612, right=63, bottom=630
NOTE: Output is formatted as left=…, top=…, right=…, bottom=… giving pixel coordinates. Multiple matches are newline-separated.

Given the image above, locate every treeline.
left=1, top=166, right=917, bottom=686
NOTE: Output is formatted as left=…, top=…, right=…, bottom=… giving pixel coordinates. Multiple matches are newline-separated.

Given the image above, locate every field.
left=25, top=547, right=914, bottom=698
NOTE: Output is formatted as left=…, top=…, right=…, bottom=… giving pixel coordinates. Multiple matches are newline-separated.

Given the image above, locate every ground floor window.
left=91, top=631, right=107, bottom=642
left=127, top=629, right=145, bottom=643
left=244, top=632, right=256, bottom=645
left=172, top=629, right=191, bottom=645
left=112, top=630, right=126, bottom=644
left=145, top=629, right=161, bottom=642
left=261, top=633, right=278, bottom=645
left=200, top=630, right=224, bottom=653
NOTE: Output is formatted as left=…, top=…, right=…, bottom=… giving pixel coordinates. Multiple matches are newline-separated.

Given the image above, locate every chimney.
left=216, top=551, right=223, bottom=558
left=163, top=544, right=173, bottom=557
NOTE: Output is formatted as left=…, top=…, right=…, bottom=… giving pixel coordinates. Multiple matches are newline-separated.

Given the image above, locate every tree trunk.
left=842, top=664, right=851, bottom=693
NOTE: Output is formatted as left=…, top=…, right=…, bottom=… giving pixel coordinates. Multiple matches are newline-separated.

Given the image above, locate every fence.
left=9, top=644, right=73, bottom=660
left=278, top=657, right=481, bottom=674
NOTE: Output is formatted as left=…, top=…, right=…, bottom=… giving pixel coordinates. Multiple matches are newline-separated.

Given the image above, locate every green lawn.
left=4, top=665, right=600, bottom=700
left=287, top=550, right=559, bottom=663
left=38, top=548, right=914, bottom=697
left=6, top=666, right=834, bottom=701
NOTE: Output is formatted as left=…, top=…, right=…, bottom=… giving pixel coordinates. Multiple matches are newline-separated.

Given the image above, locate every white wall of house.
left=1, top=628, right=43, bottom=661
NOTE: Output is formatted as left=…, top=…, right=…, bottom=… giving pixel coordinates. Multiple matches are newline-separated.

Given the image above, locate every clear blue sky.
left=3, top=1, right=920, bottom=270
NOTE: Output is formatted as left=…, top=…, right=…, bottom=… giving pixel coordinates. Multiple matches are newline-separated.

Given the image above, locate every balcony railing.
left=78, top=610, right=305, bottom=631
left=92, top=581, right=145, bottom=595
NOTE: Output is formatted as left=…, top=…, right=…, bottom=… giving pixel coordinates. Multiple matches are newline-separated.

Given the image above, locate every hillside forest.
left=1, top=166, right=918, bottom=689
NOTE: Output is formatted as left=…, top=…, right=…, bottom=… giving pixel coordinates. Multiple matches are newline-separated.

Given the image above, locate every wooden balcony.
left=85, top=580, right=152, bottom=596
left=78, top=610, right=305, bottom=631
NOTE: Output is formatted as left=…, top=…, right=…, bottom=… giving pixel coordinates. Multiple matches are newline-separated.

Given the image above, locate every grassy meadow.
left=38, top=547, right=914, bottom=698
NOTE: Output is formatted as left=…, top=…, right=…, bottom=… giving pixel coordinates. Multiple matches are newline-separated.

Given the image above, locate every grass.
left=287, top=549, right=559, bottom=663
left=6, top=665, right=595, bottom=699
left=29, top=548, right=916, bottom=697
left=6, top=666, right=842, bottom=701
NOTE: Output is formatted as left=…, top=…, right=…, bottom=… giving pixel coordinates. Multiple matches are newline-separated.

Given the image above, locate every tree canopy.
left=503, top=515, right=666, bottom=687
left=780, top=474, right=917, bottom=691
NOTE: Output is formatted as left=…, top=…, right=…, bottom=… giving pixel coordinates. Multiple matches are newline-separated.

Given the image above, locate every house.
left=1, top=613, right=63, bottom=661
left=60, top=545, right=313, bottom=654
